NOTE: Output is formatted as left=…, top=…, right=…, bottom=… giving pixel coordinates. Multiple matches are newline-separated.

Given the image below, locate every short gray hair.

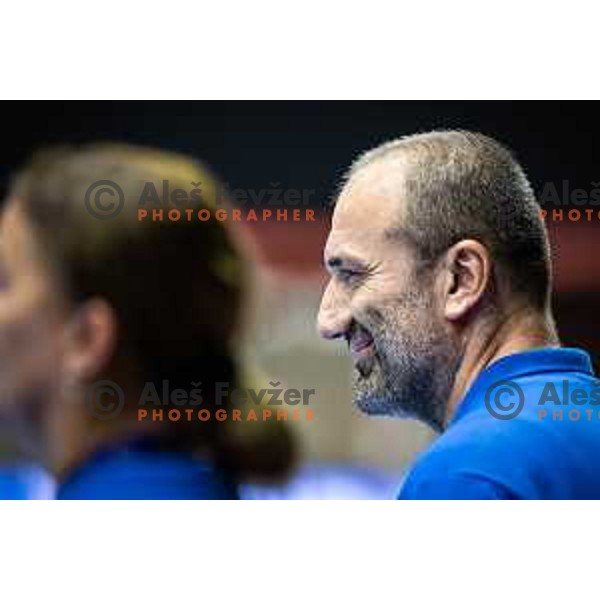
left=345, top=130, right=551, bottom=310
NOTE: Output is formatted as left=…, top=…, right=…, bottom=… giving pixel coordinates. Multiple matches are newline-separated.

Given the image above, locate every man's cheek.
left=351, top=293, right=377, bottom=325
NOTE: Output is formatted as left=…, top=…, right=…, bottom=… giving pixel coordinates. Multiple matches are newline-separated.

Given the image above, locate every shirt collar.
left=450, top=347, right=595, bottom=425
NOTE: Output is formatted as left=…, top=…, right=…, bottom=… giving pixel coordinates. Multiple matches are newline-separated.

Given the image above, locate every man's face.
left=318, top=162, right=457, bottom=430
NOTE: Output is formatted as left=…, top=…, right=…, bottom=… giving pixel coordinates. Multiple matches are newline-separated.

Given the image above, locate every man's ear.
left=441, top=240, right=492, bottom=322
left=62, top=298, right=118, bottom=381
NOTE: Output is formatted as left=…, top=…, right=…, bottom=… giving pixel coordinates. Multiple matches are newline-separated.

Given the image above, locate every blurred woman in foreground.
left=0, top=145, right=294, bottom=499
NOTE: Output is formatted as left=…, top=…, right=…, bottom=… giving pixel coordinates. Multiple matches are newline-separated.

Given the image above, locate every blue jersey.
left=399, top=348, right=600, bottom=499
left=56, top=438, right=238, bottom=500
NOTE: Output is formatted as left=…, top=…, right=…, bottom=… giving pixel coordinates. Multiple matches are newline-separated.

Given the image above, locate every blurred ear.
left=62, top=298, right=117, bottom=381
left=440, top=240, right=491, bottom=322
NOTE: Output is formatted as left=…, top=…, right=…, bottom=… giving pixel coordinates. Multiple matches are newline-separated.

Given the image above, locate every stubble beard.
left=352, top=292, right=460, bottom=432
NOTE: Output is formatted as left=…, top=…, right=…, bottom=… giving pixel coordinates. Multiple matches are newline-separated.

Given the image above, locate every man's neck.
left=444, top=306, right=559, bottom=427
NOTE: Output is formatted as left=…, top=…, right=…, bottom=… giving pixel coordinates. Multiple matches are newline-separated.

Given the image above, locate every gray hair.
left=344, top=130, right=552, bottom=310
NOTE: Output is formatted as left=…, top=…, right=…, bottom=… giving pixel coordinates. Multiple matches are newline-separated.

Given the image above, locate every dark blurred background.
left=1, top=101, right=598, bottom=494
left=1, top=101, right=598, bottom=208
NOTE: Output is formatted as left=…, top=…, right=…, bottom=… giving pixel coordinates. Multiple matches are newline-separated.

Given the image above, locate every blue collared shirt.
left=56, top=438, right=238, bottom=500
left=398, top=348, right=600, bottom=499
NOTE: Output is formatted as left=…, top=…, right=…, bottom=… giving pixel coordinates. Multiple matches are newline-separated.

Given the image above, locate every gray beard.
left=351, top=304, right=460, bottom=432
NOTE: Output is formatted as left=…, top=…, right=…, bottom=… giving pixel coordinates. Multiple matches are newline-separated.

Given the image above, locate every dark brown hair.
left=10, top=144, right=294, bottom=480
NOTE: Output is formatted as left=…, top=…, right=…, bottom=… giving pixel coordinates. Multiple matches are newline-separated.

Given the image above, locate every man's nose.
left=317, top=280, right=352, bottom=340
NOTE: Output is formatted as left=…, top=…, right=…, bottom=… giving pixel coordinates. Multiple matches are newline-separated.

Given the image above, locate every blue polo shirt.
left=56, top=438, right=239, bottom=500
left=399, top=348, right=600, bottom=499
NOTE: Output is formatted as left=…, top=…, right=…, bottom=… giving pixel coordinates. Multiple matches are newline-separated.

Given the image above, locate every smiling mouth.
left=351, top=337, right=377, bottom=378
left=349, top=333, right=375, bottom=358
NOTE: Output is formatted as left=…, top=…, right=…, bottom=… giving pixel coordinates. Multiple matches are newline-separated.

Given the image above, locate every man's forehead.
left=346, top=155, right=410, bottom=198
left=325, top=176, right=407, bottom=263
left=333, top=189, right=394, bottom=230
left=331, top=162, right=407, bottom=234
